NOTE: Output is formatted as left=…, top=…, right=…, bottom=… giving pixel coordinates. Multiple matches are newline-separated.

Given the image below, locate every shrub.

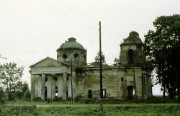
left=53, top=97, right=63, bottom=101
left=0, top=97, right=6, bottom=105
left=23, top=89, right=31, bottom=100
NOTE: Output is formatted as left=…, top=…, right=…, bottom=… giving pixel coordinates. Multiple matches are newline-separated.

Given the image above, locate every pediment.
left=30, top=57, right=62, bottom=68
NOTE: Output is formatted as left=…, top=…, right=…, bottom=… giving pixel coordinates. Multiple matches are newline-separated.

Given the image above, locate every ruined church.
left=30, top=31, right=152, bottom=100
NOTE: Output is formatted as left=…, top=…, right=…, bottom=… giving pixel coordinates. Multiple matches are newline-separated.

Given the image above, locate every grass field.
left=1, top=102, right=180, bottom=116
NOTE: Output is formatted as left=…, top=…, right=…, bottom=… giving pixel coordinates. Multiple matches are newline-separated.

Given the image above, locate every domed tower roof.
left=57, top=37, right=87, bottom=66
left=121, top=31, right=143, bottom=46
left=58, top=37, right=85, bottom=50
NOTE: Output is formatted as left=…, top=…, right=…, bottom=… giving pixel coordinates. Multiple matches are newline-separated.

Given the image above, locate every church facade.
left=30, top=32, right=152, bottom=100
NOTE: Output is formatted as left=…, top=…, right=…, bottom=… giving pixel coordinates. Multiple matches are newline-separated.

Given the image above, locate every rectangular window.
left=88, top=90, right=92, bottom=98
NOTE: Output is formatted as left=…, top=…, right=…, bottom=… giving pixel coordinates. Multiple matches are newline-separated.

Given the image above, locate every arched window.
left=63, top=53, right=68, bottom=59
left=74, top=53, right=79, bottom=59
left=128, top=49, right=134, bottom=64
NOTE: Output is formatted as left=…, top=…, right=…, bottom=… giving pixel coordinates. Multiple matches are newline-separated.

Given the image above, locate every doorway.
left=127, top=86, right=133, bottom=99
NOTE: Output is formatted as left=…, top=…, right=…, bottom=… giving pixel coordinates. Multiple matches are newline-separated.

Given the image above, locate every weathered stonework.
left=30, top=34, right=152, bottom=101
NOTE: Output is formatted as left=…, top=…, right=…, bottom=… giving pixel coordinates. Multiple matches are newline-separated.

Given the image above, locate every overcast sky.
left=0, top=0, right=180, bottom=95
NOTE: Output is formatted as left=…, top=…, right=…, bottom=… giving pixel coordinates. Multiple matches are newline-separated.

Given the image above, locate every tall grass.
left=1, top=104, right=178, bottom=116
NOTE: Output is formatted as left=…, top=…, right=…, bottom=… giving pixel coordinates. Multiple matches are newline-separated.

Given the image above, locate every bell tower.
left=120, top=31, right=145, bottom=66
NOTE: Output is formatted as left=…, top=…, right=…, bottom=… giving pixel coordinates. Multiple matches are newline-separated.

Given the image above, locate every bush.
left=24, top=89, right=31, bottom=100
left=53, top=97, right=63, bottom=101
left=34, top=97, right=42, bottom=101
left=0, top=97, right=6, bottom=105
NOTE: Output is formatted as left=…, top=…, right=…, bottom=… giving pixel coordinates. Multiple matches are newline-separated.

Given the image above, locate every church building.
left=30, top=31, right=152, bottom=100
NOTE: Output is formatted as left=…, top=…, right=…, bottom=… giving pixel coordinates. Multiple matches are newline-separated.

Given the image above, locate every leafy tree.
left=91, top=52, right=107, bottom=66
left=144, top=14, right=180, bottom=101
left=0, top=87, right=5, bottom=99
left=0, top=62, right=24, bottom=100
left=113, top=58, right=120, bottom=66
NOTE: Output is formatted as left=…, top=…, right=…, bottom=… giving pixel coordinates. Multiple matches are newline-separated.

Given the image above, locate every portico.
left=30, top=57, right=74, bottom=100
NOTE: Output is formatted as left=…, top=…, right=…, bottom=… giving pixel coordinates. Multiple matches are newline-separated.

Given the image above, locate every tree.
left=0, top=62, right=24, bottom=100
left=144, top=14, right=180, bottom=101
left=113, top=58, right=120, bottom=66
left=91, top=52, right=107, bottom=67
left=15, top=81, right=30, bottom=100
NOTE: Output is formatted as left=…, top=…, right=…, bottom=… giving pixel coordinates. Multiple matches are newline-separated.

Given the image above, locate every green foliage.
left=0, top=105, right=36, bottom=116
left=91, top=52, right=107, bottom=67
left=24, top=89, right=31, bottom=100
left=0, top=62, right=24, bottom=100
left=113, top=58, right=120, bottom=66
left=4, top=104, right=178, bottom=116
left=0, top=87, right=5, bottom=99
left=145, top=14, right=180, bottom=100
left=0, top=97, right=6, bottom=105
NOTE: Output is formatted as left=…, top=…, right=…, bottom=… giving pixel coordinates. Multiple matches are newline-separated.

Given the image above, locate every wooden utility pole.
left=99, top=21, right=103, bottom=112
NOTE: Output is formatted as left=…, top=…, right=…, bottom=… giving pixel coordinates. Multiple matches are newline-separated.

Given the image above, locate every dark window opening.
left=75, top=68, right=84, bottom=76
left=128, top=49, right=134, bottom=64
left=127, top=86, right=133, bottom=100
left=54, top=77, right=57, bottom=81
left=102, top=89, right=106, bottom=98
left=88, top=90, right=92, bottom=98
left=63, top=53, right=67, bottom=59
left=45, top=77, right=48, bottom=82
left=74, top=53, right=79, bottom=58
left=121, top=77, right=124, bottom=82
left=84, top=55, right=86, bottom=59
left=66, top=87, right=68, bottom=98
left=45, top=87, right=47, bottom=99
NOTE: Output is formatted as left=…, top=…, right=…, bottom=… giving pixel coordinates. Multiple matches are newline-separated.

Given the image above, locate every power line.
left=56, top=0, right=96, bottom=24
left=37, top=0, right=96, bottom=30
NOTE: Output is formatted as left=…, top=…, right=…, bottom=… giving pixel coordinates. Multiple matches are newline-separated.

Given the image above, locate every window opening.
left=63, top=53, right=68, bottom=59
left=74, top=53, right=79, bottom=58
left=121, top=77, right=124, bottom=82
left=128, top=49, right=134, bottom=64
left=88, top=90, right=92, bottom=98
left=45, top=87, right=47, bottom=99
left=54, top=77, right=57, bottom=81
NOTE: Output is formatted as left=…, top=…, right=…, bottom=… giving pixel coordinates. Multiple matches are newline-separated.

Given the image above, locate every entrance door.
left=127, top=86, right=133, bottom=99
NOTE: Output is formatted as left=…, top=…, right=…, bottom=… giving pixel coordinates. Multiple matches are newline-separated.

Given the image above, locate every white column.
left=63, top=73, right=67, bottom=100
left=38, top=75, right=42, bottom=97
left=31, top=74, right=35, bottom=100
left=41, top=74, right=45, bottom=100
left=57, top=75, right=64, bottom=98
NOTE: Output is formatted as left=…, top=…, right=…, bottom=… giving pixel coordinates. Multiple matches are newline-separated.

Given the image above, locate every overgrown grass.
left=1, top=104, right=180, bottom=116
left=1, top=97, right=180, bottom=116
